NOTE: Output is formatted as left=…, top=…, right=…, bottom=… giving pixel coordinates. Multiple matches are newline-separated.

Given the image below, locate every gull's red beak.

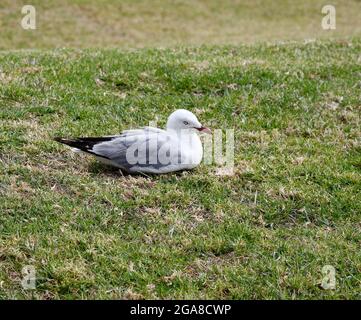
left=196, top=126, right=211, bottom=134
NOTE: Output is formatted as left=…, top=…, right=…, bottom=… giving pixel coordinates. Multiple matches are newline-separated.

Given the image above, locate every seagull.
left=54, top=109, right=211, bottom=174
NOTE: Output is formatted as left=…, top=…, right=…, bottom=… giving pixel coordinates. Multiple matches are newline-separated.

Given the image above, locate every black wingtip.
left=54, top=137, right=64, bottom=143
left=53, top=137, right=75, bottom=145
left=53, top=136, right=113, bottom=160
left=53, top=137, right=81, bottom=149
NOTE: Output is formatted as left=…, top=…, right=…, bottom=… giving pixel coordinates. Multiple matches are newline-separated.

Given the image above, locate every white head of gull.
left=166, top=109, right=211, bottom=134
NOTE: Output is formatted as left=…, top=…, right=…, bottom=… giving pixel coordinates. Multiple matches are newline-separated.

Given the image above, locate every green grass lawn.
left=0, top=39, right=360, bottom=299
left=1, top=0, right=361, bottom=49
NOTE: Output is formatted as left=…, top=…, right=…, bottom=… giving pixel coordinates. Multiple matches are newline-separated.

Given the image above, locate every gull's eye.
left=183, top=121, right=189, bottom=125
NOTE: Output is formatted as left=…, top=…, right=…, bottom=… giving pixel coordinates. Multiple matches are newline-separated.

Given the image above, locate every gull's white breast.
left=179, top=132, right=203, bottom=169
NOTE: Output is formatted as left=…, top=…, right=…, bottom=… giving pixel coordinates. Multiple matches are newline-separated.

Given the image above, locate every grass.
left=1, top=0, right=361, bottom=49
left=0, top=38, right=360, bottom=299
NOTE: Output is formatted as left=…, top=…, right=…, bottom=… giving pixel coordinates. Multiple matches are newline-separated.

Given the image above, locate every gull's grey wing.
left=91, top=128, right=182, bottom=172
